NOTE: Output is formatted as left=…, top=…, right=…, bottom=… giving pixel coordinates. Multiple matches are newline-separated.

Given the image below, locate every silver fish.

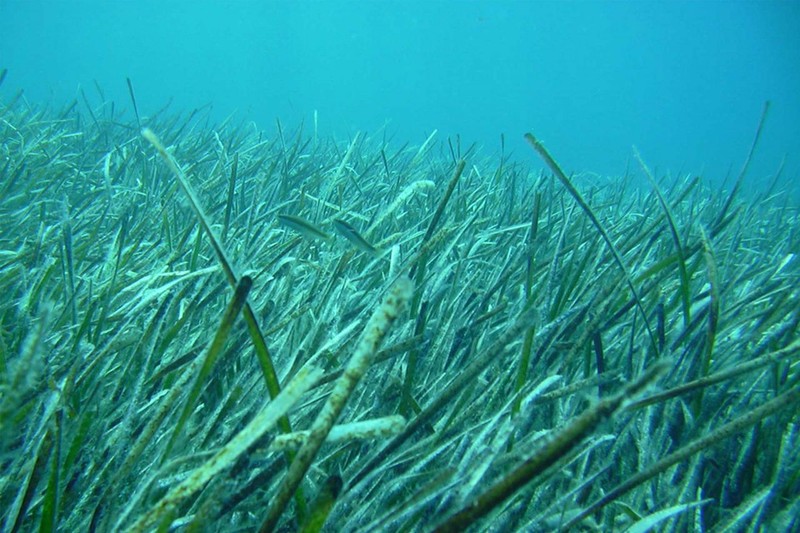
left=277, top=214, right=331, bottom=241
left=332, top=218, right=378, bottom=254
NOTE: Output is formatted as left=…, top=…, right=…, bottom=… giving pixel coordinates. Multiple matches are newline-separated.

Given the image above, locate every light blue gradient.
left=2, top=0, right=798, bottom=187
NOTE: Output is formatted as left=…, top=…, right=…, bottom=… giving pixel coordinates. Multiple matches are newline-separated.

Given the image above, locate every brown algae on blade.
left=260, top=276, right=414, bottom=532
left=122, top=365, right=323, bottom=533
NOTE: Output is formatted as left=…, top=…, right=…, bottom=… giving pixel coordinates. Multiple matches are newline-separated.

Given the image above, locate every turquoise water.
left=1, top=0, right=798, bottom=185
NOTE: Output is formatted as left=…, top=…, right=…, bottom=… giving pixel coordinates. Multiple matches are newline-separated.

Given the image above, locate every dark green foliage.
left=0, top=94, right=797, bottom=533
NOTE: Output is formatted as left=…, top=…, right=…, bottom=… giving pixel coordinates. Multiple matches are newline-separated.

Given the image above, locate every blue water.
left=2, top=0, right=798, bottom=189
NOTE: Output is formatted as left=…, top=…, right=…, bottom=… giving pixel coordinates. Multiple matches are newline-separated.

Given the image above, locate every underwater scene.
left=1, top=2, right=799, bottom=532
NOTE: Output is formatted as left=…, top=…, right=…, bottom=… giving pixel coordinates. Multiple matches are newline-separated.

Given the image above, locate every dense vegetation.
left=1, top=92, right=798, bottom=532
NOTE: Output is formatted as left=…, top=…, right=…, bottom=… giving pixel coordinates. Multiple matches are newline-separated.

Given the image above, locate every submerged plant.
left=0, top=91, right=797, bottom=533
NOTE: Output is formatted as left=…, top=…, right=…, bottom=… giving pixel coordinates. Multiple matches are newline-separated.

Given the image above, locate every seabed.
left=0, top=90, right=798, bottom=532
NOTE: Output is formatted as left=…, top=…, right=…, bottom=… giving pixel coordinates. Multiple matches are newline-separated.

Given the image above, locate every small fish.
left=277, top=214, right=331, bottom=241
left=332, top=218, right=378, bottom=254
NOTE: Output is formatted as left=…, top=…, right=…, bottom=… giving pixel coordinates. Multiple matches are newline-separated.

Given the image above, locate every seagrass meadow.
left=1, top=89, right=799, bottom=533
